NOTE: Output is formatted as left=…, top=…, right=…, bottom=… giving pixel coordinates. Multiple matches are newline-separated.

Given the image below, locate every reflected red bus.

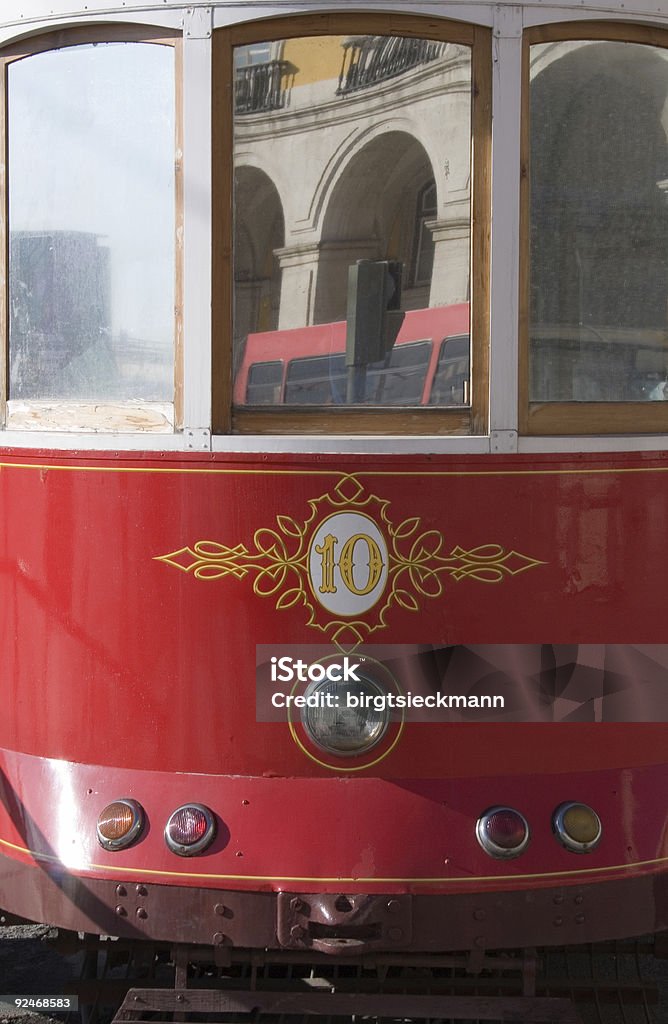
left=234, top=303, right=470, bottom=407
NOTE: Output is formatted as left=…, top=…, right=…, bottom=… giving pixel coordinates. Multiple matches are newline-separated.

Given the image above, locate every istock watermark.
left=270, top=655, right=362, bottom=684
left=257, top=644, right=668, bottom=724
left=256, top=644, right=515, bottom=723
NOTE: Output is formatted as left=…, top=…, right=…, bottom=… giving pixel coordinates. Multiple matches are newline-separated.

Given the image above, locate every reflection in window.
left=234, top=42, right=288, bottom=114
left=429, top=334, right=469, bottom=406
left=233, top=33, right=471, bottom=409
left=8, top=42, right=175, bottom=403
left=245, top=360, right=283, bottom=405
left=412, top=180, right=437, bottom=286
left=529, top=40, right=668, bottom=403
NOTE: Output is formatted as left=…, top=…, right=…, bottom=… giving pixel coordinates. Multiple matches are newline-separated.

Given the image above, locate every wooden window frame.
left=0, top=25, right=182, bottom=432
left=519, top=22, right=668, bottom=437
left=213, top=14, right=491, bottom=436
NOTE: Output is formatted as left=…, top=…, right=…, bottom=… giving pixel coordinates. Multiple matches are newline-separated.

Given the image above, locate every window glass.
left=429, top=334, right=469, bottom=406
left=246, top=360, right=284, bottom=404
left=529, top=40, right=668, bottom=403
left=8, top=42, right=175, bottom=403
left=233, top=33, right=472, bottom=410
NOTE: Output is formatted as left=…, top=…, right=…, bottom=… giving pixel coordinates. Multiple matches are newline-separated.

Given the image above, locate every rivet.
left=136, top=908, right=148, bottom=920
left=115, top=885, right=127, bottom=898
left=214, top=903, right=226, bottom=916
left=474, top=936, right=486, bottom=948
left=115, top=906, right=127, bottom=917
left=175, top=995, right=184, bottom=1003
left=136, top=884, right=148, bottom=897
left=242, top=800, right=250, bottom=806
left=574, top=895, right=584, bottom=905
left=575, top=913, right=586, bottom=924
left=553, top=895, right=564, bottom=905
left=473, top=909, right=486, bottom=921
left=553, top=916, right=563, bottom=927
left=290, top=925, right=305, bottom=940
left=386, top=900, right=401, bottom=915
left=212, top=932, right=225, bottom=945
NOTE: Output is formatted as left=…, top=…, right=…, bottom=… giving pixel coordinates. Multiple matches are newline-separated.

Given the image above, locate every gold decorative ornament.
left=156, top=474, right=544, bottom=644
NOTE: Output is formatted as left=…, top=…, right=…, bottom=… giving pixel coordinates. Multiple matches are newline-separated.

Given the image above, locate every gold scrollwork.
left=156, top=474, right=545, bottom=643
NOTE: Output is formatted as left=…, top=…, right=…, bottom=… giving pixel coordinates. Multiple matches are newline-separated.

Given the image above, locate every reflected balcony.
left=337, top=36, right=447, bottom=96
left=235, top=60, right=289, bottom=114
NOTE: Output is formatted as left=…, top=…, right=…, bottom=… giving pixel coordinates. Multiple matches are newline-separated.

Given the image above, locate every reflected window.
left=232, top=31, right=472, bottom=411
left=529, top=40, right=668, bottom=404
left=245, top=360, right=284, bottom=405
left=429, top=334, right=469, bottom=406
left=8, top=41, right=175, bottom=408
left=412, top=181, right=437, bottom=286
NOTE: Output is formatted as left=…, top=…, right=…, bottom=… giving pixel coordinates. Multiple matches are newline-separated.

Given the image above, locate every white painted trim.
left=211, top=2, right=496, bottom=29
left=1, top=429, right=668, bottom=455
left=519, top=435, right=668, bottom=453
left=488, top=4, right=522, bottom=447
left=211, top=434, right=492, bottom=453
left=0, top=11, right=184, bottom=46
left=0, top=430, right=188, bottom=451
left=182, top=29, right=213, bottom=439
left=0, top=0, right=667, bottom=41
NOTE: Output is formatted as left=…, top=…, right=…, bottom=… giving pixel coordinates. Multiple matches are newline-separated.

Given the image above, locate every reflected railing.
left=337, top=36, right=447, bottom=95
left=235, top=60, right=289, bottom=114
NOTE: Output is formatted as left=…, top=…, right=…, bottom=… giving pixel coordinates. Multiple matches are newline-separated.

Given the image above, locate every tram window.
left=285, top=355, right=347, bottom=405
left=523, top=30, right=668, bottom=434
left=283, top=340, right=431, bottom=406
left=217, top=17, right=491, bottom=434
left=246, top=361, right=284, bottom=404
left=429, top=335, right=470, bottom=406
left=366, top=340, right=432, bottom=405
left=4, top=36, right=176, bottom=431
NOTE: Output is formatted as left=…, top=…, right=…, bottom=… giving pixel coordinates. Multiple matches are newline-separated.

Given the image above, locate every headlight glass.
left=553, top=802, right=602, bottom=853
left=97, top=798, right=144, bottom=851
left=165, top=803, right=216, bottom=856
left=301, top=672, right=389, bottom=756
left=476, top=806, right=530, bottom=859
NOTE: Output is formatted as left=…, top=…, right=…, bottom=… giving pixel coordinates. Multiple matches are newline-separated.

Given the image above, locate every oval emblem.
left=308, top=512, right=389, bottom=617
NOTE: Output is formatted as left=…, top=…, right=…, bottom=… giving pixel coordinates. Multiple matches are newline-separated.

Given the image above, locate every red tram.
left=1, top=0, right=668, bottom=1020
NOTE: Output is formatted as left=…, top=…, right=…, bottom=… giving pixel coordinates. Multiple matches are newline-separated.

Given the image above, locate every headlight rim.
left=552, top=800, right=602, bottom=854
left=475, top=804, right=531, bottom=860
left=300, top=669, right=391, bottom=758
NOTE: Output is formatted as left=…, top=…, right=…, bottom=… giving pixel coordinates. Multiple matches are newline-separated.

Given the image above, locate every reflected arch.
left=313, top=130, right=437, bottom=324
left=530, top=42, right=668, bottom=332
left=234, top=165, right=285, bottom=355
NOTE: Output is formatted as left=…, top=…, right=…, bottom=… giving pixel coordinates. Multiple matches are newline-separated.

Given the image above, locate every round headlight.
left=165, top=804, right=216, bottom=856
left=553, top=802, right=602, bottom=853
left=476, top=806, right=530, bottom=859
left=97, top=799, right=144, bottom=851
left=301, top=672, right=389, bottom=757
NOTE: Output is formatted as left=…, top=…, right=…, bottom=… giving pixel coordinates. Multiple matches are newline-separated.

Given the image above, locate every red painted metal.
left=0, top=447, right=667, bottom=942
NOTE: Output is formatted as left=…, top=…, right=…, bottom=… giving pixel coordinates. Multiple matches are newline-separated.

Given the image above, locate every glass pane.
left=9, top=42, right=175, bottom=402
left=246, top=360, right=284, bottom=404
left=232, top=33, right=472, bottom=409
left=529, top=40, right=668, bottom=403
left=429, top=334, right=469, bottom=405
left=285, top=354, right=347, bottom=405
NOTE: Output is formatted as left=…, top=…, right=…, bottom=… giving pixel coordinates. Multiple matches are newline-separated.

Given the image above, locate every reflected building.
left=529, top=41, right=668, bottom=403
left=9, top=230, right=112, bottom=400
left=234, top=32, right=668, bottom=408
left=233, top=34, right=472, bottom=350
